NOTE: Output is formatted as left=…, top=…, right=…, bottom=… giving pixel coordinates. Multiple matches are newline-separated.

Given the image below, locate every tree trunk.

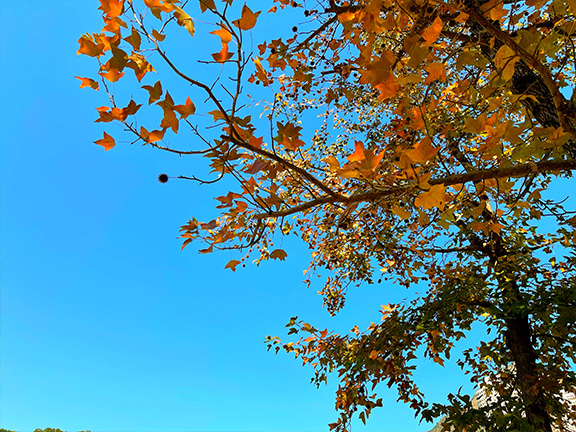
left=506, top=314, right=554, bottom=432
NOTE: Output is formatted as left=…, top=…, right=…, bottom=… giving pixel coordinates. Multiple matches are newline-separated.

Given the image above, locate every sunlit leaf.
left=420, top=16, right=443, bottom=46
left=142, top=80, right=163, bottom=104
left=99, top=68, right=124, bottom=82
left=174, top=97, right=196, bottom=118
left=98, top=0, right=124, bottom=18
left=225, top=259, right=241, bottom=271
left=94, top=131, right=116, bottom=151
left=75, top=76, right=99, bottom=90
left=414, top=185, right=446, bottom=210
left=233, top=5, right=261, bottom=30
left=173, top=6, right=195, bottom=37
left=77, top=34, right=105, bottom=57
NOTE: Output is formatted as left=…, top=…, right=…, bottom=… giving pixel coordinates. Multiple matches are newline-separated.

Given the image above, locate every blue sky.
left=0, top=2, right=488, bottom=432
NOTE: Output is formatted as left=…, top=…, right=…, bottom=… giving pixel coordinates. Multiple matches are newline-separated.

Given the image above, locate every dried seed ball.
left=292, top=26, right=298, bottom=32
left=158, top=173, right=169, bottom=183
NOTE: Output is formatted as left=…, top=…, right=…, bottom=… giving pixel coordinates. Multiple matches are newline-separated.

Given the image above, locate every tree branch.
left=465, top=7, right=576, bottom=139
left=224, top=134, right=346, bottom=200
left=253, top=159, right=576, bottom=219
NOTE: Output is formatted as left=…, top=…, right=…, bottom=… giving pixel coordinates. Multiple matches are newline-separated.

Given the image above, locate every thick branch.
left=465, top=7, right=576, bottom=139
left=253, top=159, right=576, bottom=219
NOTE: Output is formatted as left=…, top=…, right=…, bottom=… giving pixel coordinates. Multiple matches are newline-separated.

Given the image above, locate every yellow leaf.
left=325, top=156, right=340, bottom=171
left=391, top=205, right=411, bottom=219
left=414, top=184, right=446, bottom=210
left=405, top=137, right=439, bottom=164
left=173, top=6, right=195, bottom=36
left=151, top=29, right=166, bottom=41
left=494, top=45, right=518, bottom=81
left=199, top=0, right=216, bottom=12
left=233, top=5, right=261, bottom=30
left=486, top=1, right=507, bottom=21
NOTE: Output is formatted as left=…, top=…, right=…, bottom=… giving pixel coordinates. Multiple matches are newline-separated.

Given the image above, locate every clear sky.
left=0, top=2, right=487, bottom=432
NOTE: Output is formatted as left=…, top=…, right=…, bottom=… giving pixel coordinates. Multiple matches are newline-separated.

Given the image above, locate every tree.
left=77, top=0, right=576, bottom=430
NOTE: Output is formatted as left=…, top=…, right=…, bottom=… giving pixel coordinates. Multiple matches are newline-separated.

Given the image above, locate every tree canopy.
left=78, top=0, right=576, bottom=430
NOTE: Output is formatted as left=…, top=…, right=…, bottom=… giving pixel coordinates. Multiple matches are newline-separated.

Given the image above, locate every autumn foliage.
left=78, top=0, right=576, bottom=430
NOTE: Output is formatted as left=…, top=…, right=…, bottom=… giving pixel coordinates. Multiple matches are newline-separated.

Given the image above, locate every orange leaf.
left=95, top=106, right=114, bottom=123
left=212, top=45, right=233, bottom=63
left=421, top=16, right=443, bottom=46
left=270, top=249, right=287, bottom=260
left=174, top=97, right=196, bottom=118
left=160, top=109, right=179, bottom=133
left=75, top=76, right=99, bottom=90
left=143, top=0, right=173, bottom=12
left=148, top=129, right=166, bottom=143
left=124, top=28, right=141, bottom=51
left=233, top=5, right=261, bottom=30
left=275, top=122, right=305, bottom=151
left=98, top=0, right=124, bottom=18
left=433, top=356, right=445, bottom=366
left=123, top=99, right=141, bottom=116
left=77, top=34, right=105, bottom=57
left=225, top=259, right=241, bottom=271
left=253, top=57, right=271, bottom=85
left=405, top=137, right=439, bottom=164
left=94, top=131, right=116, bottom=151
left=424, top=62, right=446, bottom=84
left=374, top=73, right=400, bottom=100
left=211, top=26, right=232, bottom=44
left=126, top=53, right=154, bottom=82
left=248, top=135, right=263, bottom=148
left=209, top=27, right=233, bottom=62
left=142, top=80, right=163, bottom=104
left=347, top=140, right=365, bottom=162
left=99, top=68, right=124, bottom=82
